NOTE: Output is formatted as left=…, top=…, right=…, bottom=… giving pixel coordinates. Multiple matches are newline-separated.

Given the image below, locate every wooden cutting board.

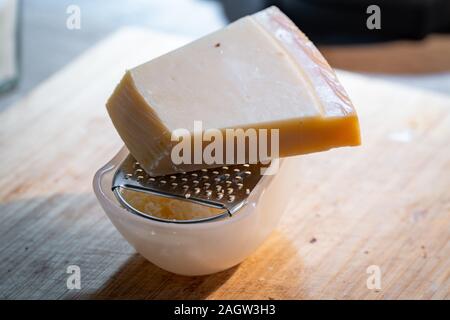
left=0, top=27, right=448, bottom=300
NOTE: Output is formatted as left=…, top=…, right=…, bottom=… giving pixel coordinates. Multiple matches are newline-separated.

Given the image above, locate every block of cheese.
left=107, top=6, right=360, bottom=176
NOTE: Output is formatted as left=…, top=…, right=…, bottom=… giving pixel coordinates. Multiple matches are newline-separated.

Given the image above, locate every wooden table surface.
left=0, top=28, right=449, bottom=300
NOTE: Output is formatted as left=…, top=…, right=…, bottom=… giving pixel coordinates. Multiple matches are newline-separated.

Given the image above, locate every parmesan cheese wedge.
left=107, top=6, right=360, bottom=176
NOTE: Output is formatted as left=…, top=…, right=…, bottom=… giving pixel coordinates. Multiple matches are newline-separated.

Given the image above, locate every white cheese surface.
left=131, top=16, right=319, bottom=131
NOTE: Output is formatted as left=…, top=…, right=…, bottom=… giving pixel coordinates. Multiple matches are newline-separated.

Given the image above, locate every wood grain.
left=0, top=28, right=449, bottom=300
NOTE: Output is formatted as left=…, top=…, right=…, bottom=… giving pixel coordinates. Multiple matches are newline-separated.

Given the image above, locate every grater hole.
left=117, top=156, right=264, bottom=215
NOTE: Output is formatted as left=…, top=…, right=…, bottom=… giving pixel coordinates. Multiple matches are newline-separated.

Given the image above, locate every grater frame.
left=112, top=154, right=265, bottom=223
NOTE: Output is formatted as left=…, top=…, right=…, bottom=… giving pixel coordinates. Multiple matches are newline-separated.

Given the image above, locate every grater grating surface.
left=112, top=154, right=264, bottom=223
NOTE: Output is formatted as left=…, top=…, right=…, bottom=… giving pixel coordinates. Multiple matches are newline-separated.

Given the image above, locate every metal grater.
left=112, top=154, right=264, bottom=223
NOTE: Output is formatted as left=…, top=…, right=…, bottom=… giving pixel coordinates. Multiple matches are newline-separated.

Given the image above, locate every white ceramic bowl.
left=93, top=147, right=294, bottom=276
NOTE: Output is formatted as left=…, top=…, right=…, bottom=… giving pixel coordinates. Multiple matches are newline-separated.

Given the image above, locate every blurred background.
left=1, top=0, right=450, bottom=111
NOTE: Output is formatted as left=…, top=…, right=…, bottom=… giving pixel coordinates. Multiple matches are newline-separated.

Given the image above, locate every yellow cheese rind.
left=106, top=6, right=360, bottom=176
left=252, top=6, right=358, bottom=118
